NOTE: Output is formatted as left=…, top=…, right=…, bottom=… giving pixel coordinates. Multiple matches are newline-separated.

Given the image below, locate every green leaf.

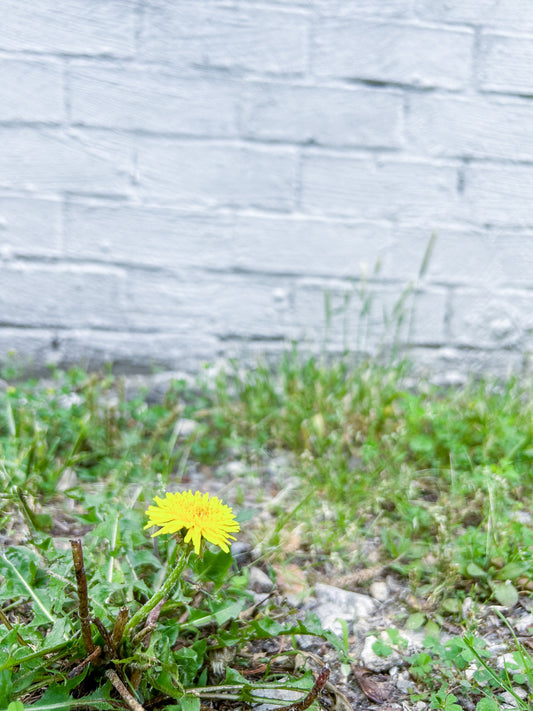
left=495, top=562, right=529, bottom=580
left=409, top=434, right=434, bottom=454
left=372, top=639, right=393, bottom=657
left=7, top=702, right=24, bottom=711
left=0, top=669, right=12, bottom=707
left=224, top=667, right=248, bottom=685
left=442, top=598, right=461, bottom=613
left=194, top=549, right=233, bottom=589
left=405, top=612, right=425, bottom=630
left=466, top=562, right=487, bottom=578
left=491, top=581, right=518, bottom=607
left=475, top=699, right=499, bottom=711
left=166, top=696, right=201, bottom=711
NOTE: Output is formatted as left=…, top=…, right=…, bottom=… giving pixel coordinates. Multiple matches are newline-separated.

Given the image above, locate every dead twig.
left=67, top=645, right=102, bottom=679
left=106, top=669, right=147, bottom=711
left=111, top=606, right=129, bottom=650
left=70, top=538, right=95, bottom=654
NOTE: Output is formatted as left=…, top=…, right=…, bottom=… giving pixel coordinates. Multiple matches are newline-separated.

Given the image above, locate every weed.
left=2, top=351, right=533, bottom=709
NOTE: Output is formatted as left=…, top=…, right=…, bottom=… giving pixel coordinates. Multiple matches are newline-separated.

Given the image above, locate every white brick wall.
left=1, top=0, right=533, bottom=378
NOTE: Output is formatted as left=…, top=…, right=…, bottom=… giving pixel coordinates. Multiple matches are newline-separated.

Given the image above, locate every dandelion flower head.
left=145, top=490, right=240, bottom=555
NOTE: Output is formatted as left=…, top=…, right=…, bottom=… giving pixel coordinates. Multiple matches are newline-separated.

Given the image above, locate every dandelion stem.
left=123, top=546, right=191, bottom=640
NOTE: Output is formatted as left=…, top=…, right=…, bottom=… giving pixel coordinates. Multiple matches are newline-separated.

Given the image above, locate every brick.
left=311, top=19, right=473, bottom=89
left=314, top=0, right=410, bottom=18
left=0, top=128, right=133, bottom=195
left=450, top=289, right=533, bottom=348
left=0, top=197, right=62, bottom=256
left=387, top=227, right=500, bottom=286
left=0, top=59, right=64, bottom=123
left=415, top=0, right=533, bottom=33
left=137, top=140, right=298, bottom=210
left=407, top=94, right=533, bottom=160
left=0, top=265, right=124, bottom=328
left=124, top=271, right=291, bottom=338
left=54, top=330, right=218, bottom=373
left=493, top=231, right=533, bottom=287
left=464, top=164, right=533, bottom=226
left=0, top=0, right=136, bottom=56
left=230, top=216, right=393, bottom=276
left=241, top=83, right=402, bottom=148
left=407, top=289, right=448, bottom=345
left=301, top=154, right=460, bottom=221
left=479, top=33, right=533, bottom=94
left=64, top=203, right=234, bottom=266
left=70, top=64, right=240, bottom=135
left=65, top=204, right=393, bottom=277
left=141, top=3, right=308, bottom=74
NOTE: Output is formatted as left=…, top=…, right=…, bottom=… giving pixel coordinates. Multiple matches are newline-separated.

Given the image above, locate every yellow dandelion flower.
left=144, top=490, right=240, bottom=555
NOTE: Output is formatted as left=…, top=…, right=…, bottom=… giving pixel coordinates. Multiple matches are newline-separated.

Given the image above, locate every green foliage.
left=2, top=354, right=533, bottom=709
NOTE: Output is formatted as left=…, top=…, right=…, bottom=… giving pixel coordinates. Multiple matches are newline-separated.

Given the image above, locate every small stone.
left=512, top=510, right=532, bottom=525
left=173, top=418, right=198, bottom=438
left=496, top=652, right=521, bottom=673
left=253, top=686, right=302, bottom=711
left=515, top=613, right=533, bottom=633
left=500, top=687, right=527, bottom=706
left=249, top=566, right=274, bottom=593
left=369, top=581, right=388, bottom=601
left=462, top=596, right=473, bottom=618
left=399, top=628, right=426, bottom=650
left=396, top=670, right=413, bottom=694
left=231, top=541, right=252, bottom=568
left=360, top=635, right=402, bottom=672
left=225, top=460, right=247, bottom=476
left=312, top=583, right=376, bottom=636
left=314, top=583, right=376, bottom=617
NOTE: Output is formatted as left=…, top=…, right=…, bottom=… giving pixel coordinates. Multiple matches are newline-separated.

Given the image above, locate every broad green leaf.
left=466, top=562, right=487, bottom=578
left=491, top=582, right=519, bottom=607
left=475, top=699, right=499, bottom=711
left=495, top=562, right=529, bottom=580
left=167, top=696, right=201, bottom=711
left=0, top=669, right=12, bottom=707
left=224, top=667, right=248, bottom=685
left=372, top=639, right=393, bottom=657
left=405, top=612, right=425, bottom=630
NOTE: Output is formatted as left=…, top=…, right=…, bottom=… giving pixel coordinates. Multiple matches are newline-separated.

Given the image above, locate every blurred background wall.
left=1, top=0, right=533, bottom=379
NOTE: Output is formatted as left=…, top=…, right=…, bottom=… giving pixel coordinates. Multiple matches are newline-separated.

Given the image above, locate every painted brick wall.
left=1, top=0, right=533, bottom=379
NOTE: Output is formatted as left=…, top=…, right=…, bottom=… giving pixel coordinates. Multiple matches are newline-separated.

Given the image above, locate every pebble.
left=496, top=652, right=521, bottom=672
left=312, top=583, right=376, bottom=636
left=231, top=541, right=252, bottom=568
left=253, top=686, right=302, bottom=711
left=249, top=566, right=274, bottom=593
left=396, top=670, right=413, bottom=693
left=369, top=581, right=388, bottom=601
left=500, top=688, right=527, bottom=706
left=514, top=613, right=533, bottom=633
left=360, top=634, right=402, bottom=671
left=173, top=418, right=198, bottom=438
left=225, top=460, right=248, bottom=476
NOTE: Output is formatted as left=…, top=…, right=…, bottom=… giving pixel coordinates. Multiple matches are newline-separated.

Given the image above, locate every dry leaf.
left=352, top=666, right=394, bottom=703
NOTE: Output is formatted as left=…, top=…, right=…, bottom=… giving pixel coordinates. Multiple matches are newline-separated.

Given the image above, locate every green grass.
left=1, top=352, right=533, bottom=709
